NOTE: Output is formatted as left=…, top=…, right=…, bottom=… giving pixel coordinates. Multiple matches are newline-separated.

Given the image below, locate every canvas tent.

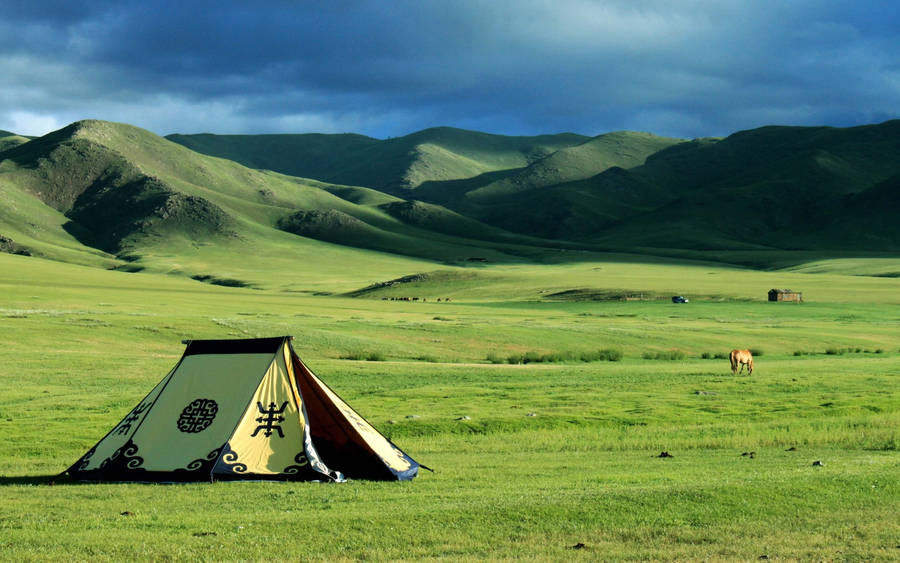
left=66, top=337, right=421, bottom=482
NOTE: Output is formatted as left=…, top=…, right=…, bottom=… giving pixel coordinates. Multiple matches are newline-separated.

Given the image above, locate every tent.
left=66, top=337, right=422, bottom=482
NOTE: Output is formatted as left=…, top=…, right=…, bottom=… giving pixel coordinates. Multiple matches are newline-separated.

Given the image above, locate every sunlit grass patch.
left=0, top=252, right=898, bottom=560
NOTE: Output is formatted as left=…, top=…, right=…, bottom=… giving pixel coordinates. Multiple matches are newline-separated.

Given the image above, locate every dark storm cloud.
left=1, top=1, right=898, bottom=138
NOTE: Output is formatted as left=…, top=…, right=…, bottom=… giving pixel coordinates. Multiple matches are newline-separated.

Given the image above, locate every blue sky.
left=2, top=1, right=898, bottom=139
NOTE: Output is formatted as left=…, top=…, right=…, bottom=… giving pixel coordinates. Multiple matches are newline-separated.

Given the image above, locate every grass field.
left=0, top=252, right=898, bottom=560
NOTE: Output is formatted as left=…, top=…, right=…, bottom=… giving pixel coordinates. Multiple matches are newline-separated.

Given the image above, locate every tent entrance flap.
left=290, top=344, right=420, bottom=481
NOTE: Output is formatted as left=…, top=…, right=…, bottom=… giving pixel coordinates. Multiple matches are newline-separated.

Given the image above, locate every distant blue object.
left=672, top=296, right=688, bottom=303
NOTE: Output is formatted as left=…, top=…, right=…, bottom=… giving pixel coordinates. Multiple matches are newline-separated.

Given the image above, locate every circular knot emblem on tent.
left=176, top=398, right=219, bottom=433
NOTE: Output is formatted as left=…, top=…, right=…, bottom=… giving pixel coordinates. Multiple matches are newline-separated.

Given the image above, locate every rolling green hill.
left=588, top=121, right=900, bottom=250
left=165, top=131, right=381, bottom=183
left=461, top=130, right=684, bottom=203
left=0, top=120, right=582, bottom=285
left=0, top=129, right=31, bottom=152
left=168, top=126, right=589, bottom=193
left=2, top=119, right=898, bottom=280
left=168, top=120, right=900, bottom=255
left=423, top=121, right=900, bottom=249
left=412, top=132, right=687, bottom=239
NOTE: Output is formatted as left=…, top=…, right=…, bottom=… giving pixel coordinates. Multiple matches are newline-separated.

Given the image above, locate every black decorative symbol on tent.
left=101, top=440, right=145, bottom=471
left=283, top=452, right=309, bottom=475
left=115, top=401, right=151, bottom=435
left=251, top=401, right=288, bottom=438
left=176, top=446, right=223, bottom=475
left=73, top=446, right=97, bottom=472
left=176, top=398, right=219, bottom=433
left=218, top=443, right=248, bottom=474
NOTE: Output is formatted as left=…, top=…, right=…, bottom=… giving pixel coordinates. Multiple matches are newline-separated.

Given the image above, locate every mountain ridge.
left=1, top=119, right=898, bottom=280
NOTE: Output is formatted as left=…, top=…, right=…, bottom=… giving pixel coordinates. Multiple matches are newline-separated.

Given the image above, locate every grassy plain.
left=0, top=252, right=898, bottom=561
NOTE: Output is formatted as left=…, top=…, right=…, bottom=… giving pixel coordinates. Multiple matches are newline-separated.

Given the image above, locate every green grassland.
left=1, top=251, right=898, bottom=561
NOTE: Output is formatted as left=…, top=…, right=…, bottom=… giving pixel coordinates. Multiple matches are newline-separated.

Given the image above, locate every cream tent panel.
left=129, top=353, right=274, bottom=472
left=75, top=366, right=176, bottom=472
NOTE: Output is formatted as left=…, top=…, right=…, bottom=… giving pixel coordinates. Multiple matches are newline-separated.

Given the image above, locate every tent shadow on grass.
left=0, top=474, right=217, bottom=486
left=0, top=474, right=71, bottom=486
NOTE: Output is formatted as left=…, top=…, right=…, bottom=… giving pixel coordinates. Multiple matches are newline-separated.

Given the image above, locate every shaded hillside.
left=0, top=121, right=236, bottom=252
left=0, top=129, right=31, bottom=152
left=586, top=121, right=900, bottom=249
left=66, top=176, right=235, bottom=252
left=625, top=122, right=900, bottom=197
left=470, top=168, right=665, bottom=240
left=278, top=209, right=385, bottom=248
left=166, top=131, right=380, bottom=181
left=809, top=174, right=900, bottom=249
left=168, top=126, right=589, bottom=193
left=379, top=200, right=515, bottom=242
left=421, top=120, right=900, bottom=248
left=461, top=131, right=683, bottom=203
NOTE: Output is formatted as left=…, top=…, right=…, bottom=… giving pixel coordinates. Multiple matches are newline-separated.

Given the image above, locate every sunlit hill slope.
left=0, top=120, right=560, bottom=286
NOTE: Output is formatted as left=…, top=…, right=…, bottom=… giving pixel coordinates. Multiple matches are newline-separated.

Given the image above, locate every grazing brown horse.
left=730, top=349, right=753, bottom=375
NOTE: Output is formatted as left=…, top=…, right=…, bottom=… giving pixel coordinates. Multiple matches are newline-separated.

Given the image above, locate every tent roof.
left=182, top=336, right=289, bottom=356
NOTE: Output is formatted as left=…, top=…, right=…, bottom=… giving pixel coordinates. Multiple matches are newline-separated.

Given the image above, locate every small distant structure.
left=768, top=288, right=802, bottom=302
left=671, top=295, right=689, bottom=304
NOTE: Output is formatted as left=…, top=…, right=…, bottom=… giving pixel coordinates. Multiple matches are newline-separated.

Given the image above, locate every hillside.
left=0, top=129, right=31, bottom=152
left=168, top=120, right=900, bottom=254
left=0, top=120, right=574, bottom=285
left=409, top=131, right=687, bottom=239
left=2, top=119, right=898, bottom=278
left=168, top=127, right=589, bottom=193
left=460, top=131, right=684, bottom=203
left=588, top=121, right=900, bottom=250
left=421, top=121, right=900, bottom=248
left=165, top=131, right=381, bottom=183
left=809, top=174, right=900, bottom=249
